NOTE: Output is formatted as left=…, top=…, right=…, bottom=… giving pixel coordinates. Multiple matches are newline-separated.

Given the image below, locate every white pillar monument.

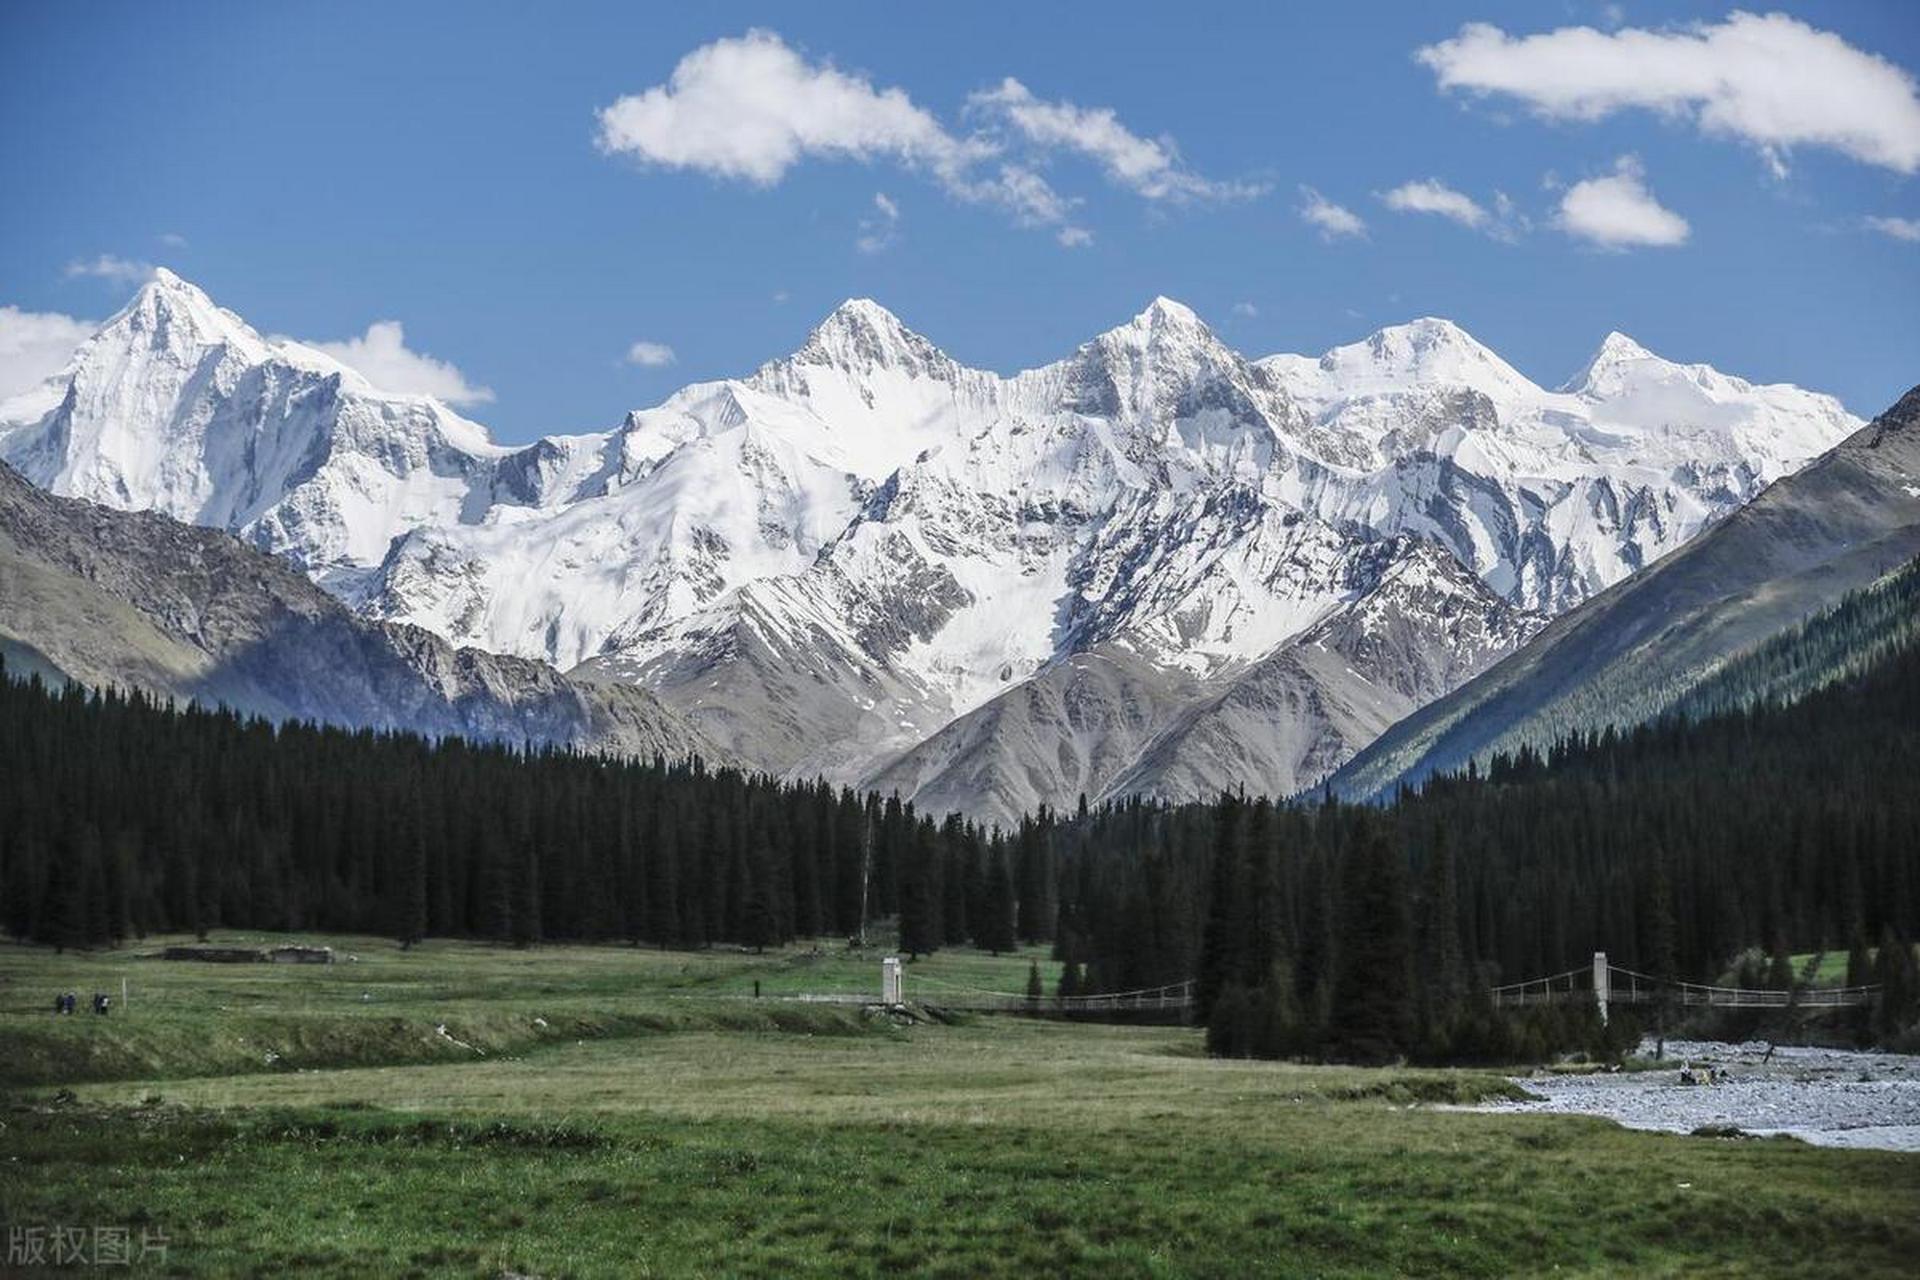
left=1593, top=951, right=1610, bottom=1025
left=881, top=956, right=903, bottom=1005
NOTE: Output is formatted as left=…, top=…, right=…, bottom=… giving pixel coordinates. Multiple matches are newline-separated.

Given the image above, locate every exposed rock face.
left=1, top=275, right=1858, bottom=822
left=0, top=462, right=711, bottom=760
left=1330, top=385, right=1920, bottom=801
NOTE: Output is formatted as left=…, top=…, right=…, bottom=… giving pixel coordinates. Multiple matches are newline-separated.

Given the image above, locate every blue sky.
left=2, top=2, right=1916, bottom=441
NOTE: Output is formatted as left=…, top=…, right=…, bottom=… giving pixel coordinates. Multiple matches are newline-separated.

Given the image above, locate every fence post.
left=1593, top=951, right=1609, bottom=1026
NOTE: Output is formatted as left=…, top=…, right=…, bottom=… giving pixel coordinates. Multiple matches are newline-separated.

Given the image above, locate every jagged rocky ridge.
left=0, top=273, right=1859, bottom=824
left=1329, top=385, right=1920, bottom=801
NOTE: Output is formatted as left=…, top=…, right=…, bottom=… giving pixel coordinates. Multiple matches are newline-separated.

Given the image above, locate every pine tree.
left=1415, top=829, right=1465, bottom=1056
left=647, top=803, right=680, bottom=948
left=976, top=851, right=1016, bottom=955
left=1194, top=793, right=1246, bottom=1024
left=1765, top=941, right=1795, bottom=991
left=743, top=879, right=779, bottom=954
left=1014, top=816, right=1053, bottom=943
left=1251, top=959, right=1303, bottom=1059
left=394, top=820, right=427, bottom=950
left=477, top=824, right=512, bottom=941
left=1327, top=828, right=1414, bottom=1063
left=897, top=822, right=940, bottom=959
left=1206, top=981, right=1253, bottom=1058
left=35, top=848, right=84, bottom=953
left=1846, top=929, right=1873, bottom=988
left=1871, top=927, right=1917, bottom=1044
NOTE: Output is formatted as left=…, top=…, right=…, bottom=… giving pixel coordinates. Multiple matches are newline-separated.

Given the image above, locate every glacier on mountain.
left=0, top=272, right=1859, bottom=824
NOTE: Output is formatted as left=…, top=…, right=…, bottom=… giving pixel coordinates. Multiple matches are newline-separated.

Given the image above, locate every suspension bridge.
left=903, top=970, right=1197, bottom=1015
left=1491, top=952, right=1879, bottom=1023
left=761, top=962, right=1197, bottom=1016
left=734, top=950, right=1878, bottom=1023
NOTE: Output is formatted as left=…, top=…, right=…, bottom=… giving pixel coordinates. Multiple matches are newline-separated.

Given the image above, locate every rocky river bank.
left=1473, top=1039, right=1920, bottom=1152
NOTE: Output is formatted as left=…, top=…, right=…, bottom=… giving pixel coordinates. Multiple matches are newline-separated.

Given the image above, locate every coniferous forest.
left=3, top=602, right=1917, bottom=1061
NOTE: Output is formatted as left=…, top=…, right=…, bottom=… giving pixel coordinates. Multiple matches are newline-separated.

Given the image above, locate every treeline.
left=2, top=607, right=1917, bottom=1059
left=1199, top=611, right=1920, bottom=1059
left=0, top=658, right=1055, bottom=960
left=1671, top=555, right=1920, bottom=724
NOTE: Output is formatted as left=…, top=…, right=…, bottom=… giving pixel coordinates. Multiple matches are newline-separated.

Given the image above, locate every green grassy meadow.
left=1, top=934, right=1916, bottom=1277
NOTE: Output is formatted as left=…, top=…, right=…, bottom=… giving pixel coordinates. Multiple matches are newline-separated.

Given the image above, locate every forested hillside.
left=1330, top=385, right=1920, bottom=801
left=4, top=613, right=1917, bottom=1058
left=1669, top=556, right=1920, bottom=722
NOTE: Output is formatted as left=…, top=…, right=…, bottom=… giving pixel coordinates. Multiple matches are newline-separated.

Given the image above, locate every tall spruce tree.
left=976, top=851, right=1017, bottom=955
left=1328, top=828, right=1414, bottom=1063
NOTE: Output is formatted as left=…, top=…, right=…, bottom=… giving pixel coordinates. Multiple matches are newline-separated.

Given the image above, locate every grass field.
left=2, top=933, right=1916, bottom=1277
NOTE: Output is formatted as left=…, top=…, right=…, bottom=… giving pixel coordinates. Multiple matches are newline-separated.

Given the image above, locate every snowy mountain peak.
left=1136, top=295, right=1205, bottom=328
left=788, top=297, right=952, bottom=379
left=1562, top=330, right=1661, bottom=394
left=1084, top=296, right=1225, bottom=360
left=0, top=277, right=1864, bottom=823
left=1596, top=330, right=1653, bottom=362
left=820, top=295, right=903, bottom=331
left=1056, top=295, right=1276, bottom=438
left=101, top=265, right=269, bottom=363
left=1339, top=317, right=1537, bottom=401
left=124, top=267, right=231, bottom=329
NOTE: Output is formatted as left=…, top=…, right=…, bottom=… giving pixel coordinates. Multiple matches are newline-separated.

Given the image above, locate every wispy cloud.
left=1418, top=13, right=1920, bottom=176
left=307, top=321, right=495, bottom=405
left=624, top=340, right=677, bottom=367
left=0, top=304, right=95, bottom=401
left=856, top=191, right=902, bottom=254
left=1298, top=186, right=1366, bottom=240
left=64, top=254, right=156, bottom=286
left=1231, top=301, right=1259, bottom=318
left=1380, top=179, right=1489, bottom=230
left=1554, top=155, right=1689, bottom=249
left=596, top=30, right=1256, bottom=248
left=966, top=78, right=1262, bottom=204
left=1864, top=215, right=1920, bottom=243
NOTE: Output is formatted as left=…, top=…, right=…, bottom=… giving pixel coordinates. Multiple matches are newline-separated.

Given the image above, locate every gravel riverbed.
left=1469, top=1039, right=1920, bottom=1152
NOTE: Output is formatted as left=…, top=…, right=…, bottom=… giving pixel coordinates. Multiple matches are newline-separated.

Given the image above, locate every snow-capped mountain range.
left=0, top=271, right=1858, bottom=825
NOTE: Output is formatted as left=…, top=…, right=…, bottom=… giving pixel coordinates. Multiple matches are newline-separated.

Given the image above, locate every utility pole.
left=857, top=808, right=873, bottom=949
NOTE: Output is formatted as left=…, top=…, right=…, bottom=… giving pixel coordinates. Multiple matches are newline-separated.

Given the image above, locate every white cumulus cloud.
left=0, top=305, right=95, bottom=402
left=1381, top=179, right=1490, bottom=229
left=1555, top=156, right=1690, bottom=249
left=309, top=321, right=495, bottom=405
left=1418, top=12, right=1920, bottom=175
left=64, top=254, right=156, bottom=286
left=624, top=340, right=677, bottom=368
left=597, top=30, right=972, bottom=186
left=1298, top=186, right=1367, bottom=240
left=1865, top=215, right=1920, bottom=243
left=597, top=30, right=1252, bottom=248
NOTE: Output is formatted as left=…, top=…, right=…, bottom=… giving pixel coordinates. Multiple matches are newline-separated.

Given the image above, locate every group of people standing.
left=51, top=991, right=110, bottom=1016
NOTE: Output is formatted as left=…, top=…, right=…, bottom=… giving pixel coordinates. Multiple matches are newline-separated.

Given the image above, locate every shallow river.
left=1470, top=1039, right=1920, bottom=1152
